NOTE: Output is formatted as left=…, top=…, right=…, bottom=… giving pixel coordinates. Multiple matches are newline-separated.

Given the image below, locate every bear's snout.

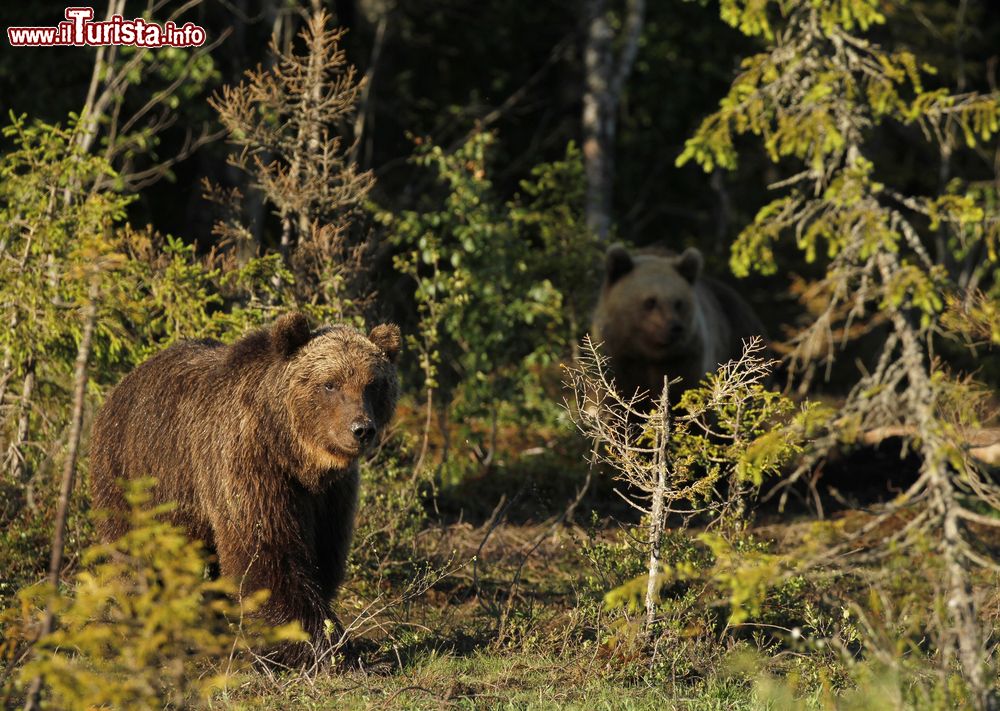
left=350, top=419, right=376, bottom=446
left=645, top=318, right=685, bottom=348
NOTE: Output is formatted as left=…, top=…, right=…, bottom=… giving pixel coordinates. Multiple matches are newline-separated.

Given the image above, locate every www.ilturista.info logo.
left=7, top=7, right=206, bottom=47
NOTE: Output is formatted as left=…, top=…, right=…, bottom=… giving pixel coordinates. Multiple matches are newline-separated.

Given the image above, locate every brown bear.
left=89, top=312, right=401, bottom=665
left=591, top=243, right=766, bottom=408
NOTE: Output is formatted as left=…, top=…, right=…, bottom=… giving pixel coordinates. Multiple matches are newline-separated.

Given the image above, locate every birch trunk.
left=581, top=0, right=644, bottom=243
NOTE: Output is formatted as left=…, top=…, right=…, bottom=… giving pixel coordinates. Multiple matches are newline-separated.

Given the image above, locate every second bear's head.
left=270, top=312, right=401, bottom=478
left=596, top=243, right=704, bottom=360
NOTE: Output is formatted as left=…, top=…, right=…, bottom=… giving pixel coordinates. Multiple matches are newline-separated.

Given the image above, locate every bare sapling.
left=565, top=336, right=803, bottom=639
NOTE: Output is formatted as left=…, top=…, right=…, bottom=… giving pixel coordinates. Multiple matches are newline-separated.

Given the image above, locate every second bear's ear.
left=368, top=323, right=401, bottom=363
left=605, top=243, right=633, bottom=285
left=676, top=247, right=703, bottom=283
left=272, top=312, right=312, bottom=358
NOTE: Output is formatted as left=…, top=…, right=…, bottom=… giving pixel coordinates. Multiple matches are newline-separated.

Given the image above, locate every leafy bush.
left=1, top=479, right=304, bottom=710
left=378, top=132, right=597, bottom=488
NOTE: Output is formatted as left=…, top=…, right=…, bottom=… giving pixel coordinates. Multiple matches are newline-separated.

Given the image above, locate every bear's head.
left=596, top=243, right=704, bottom=361
left=270, top=312, right=401, bottom=481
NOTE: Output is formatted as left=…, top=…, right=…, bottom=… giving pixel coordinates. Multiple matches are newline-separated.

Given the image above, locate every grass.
left=208, top=507, right=813, bottom=710
left=206, top=505, right=767, bottom=709
left=215, top=487, right=990, bottom=710
left=228, top=647, right=771, bottom=710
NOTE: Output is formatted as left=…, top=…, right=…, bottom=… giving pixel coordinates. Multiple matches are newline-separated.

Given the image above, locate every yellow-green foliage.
left=596, top=343, right=824, bottom=618
left=2, top=479, right=305, bottom=710
left=719, top=0, right=885, bottom=41
left=0, top=112, right=343, bottom=383
left=678, top=0, right=1000, bottom=317
left=697, top=533, right=784, bottom=625
left=943, top=292, right=1000, bottom=347
left=0, top=115, right=134, bottom=398
left=675, top=370, right=827, bottom=490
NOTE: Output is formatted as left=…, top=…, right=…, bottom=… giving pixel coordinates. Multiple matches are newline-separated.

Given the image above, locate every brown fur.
left=591, top=243, right=766, bottom=406
left=90, top=312, right=400, bottom=665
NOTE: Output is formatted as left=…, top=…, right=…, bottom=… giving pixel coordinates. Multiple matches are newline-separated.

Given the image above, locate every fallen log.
left=860, top=426, right=1000, bottom=466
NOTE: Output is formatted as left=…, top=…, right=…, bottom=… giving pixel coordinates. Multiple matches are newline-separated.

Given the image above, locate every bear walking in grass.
left=90, top=312, right=400, bottom=666
left=591, top=243, right=766, bottom=408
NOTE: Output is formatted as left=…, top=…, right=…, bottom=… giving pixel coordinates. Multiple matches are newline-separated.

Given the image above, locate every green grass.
left=227, top=650, right=768, bottom=710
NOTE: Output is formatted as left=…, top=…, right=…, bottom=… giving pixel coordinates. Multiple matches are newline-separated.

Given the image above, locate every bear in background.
left=591, top=243, right=767, bottom=408
left=90, top=312, right=401, bottom=666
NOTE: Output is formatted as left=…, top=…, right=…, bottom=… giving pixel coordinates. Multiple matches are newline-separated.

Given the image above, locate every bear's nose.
left=668, top=322, right=685, bottom=338
left=351, top=420, right=376, bottom=445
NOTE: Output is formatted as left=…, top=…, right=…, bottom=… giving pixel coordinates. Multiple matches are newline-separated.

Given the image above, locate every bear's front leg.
left=315, top=468, right=361, bottom=600
left=213, top=523, right=341, bottom=667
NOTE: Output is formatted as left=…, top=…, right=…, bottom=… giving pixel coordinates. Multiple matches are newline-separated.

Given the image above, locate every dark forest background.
left=0, top=2, right=987, bottom=305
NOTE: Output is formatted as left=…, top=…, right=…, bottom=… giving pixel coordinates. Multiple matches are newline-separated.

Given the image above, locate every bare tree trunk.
left=23, top=283, right=99, bottom=711
left=279, top=212, right=295, bottom=261
left=274, top=10, right=328, bottom=263
left=297, top=11, right=327, bottom=242
left=582, top=0, right=612, bottom=242
left=646, top=377, right=669, bottom=639
left=6, top=361, right=35, bottom=486
left=582, top=0, right=644, bottom=243
left=940, top=480, right=987, bottom=709
left=710, top=168, right=733, bottom=257
left=0, top=314, right=16, bottom=413
left=225, top=0, right=263, bottom=264
left=270, top=4, right=296, bottom=262
left=350, top=11, right=388, bottom=169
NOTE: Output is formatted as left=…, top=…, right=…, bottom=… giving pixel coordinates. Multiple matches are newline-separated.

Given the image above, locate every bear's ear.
left=272, top=312, right=312, bottom=358
left=368, top=323, right=401, bottom=363
left=676, top=247, right=703, bottom=283
left=605, top=243, right=634, bottom=285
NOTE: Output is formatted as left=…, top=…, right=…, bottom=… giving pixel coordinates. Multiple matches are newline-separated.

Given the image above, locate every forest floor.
left=226, top=465, right=923, bottom=710
left=8, top=421, right=985, bottom=709
left=231, top=519, right=773, bottom=710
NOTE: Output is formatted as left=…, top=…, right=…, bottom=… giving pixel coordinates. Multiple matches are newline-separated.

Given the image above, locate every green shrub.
left=1, top=479, right=304, bottom=710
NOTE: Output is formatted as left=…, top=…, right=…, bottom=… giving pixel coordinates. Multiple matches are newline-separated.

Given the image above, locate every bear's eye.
left=642, top=296, right=657, bottom=311
left=323, top=382, right=336, bottom=392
